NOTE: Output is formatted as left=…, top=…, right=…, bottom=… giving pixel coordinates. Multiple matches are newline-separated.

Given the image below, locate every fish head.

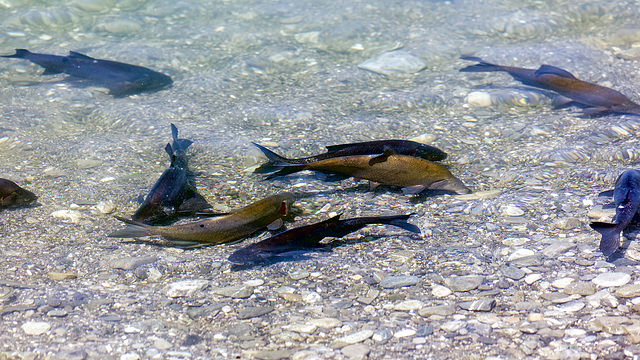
left=428, top=177, right=471, bottom=195
left=415, top=144, right=447, bottom=161
left=2, top=187, right=37, bottom=206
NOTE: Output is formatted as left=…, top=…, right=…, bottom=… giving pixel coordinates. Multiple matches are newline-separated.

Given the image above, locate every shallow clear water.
left=2, top=0, right=640, bottom=357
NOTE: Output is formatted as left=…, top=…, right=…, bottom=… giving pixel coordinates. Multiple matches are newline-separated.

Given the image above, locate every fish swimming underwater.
left=131, top=124, right=211, bottom=225
left=109, top=193, right=295, bottom=246
left=253, top=140, right=447, bottom=173
left=590, top=169, right=640, bottom=256
left=459, top=56, right=640, bottom=116
left=0, top=178, right=37, bottom=208
left=259, top=147, right=470, bottom=195
left=2, top=49, right=172, bottom=96
left=228, top=213, right=421, bottom=265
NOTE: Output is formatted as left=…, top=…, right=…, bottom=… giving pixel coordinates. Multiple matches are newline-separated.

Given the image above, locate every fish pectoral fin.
left=551, top=95, right=574, bottom=108
left=368, top=147, right=396, bottom=166
left=267, top=218, right=284, bottom=231
left=402, top=185, right=426, bottom=195
left=534, top=65, right=577, bottom=79
left=598, top=189, right=614, bottom=198
left=368, top=181, right=381, bottom=190
left=42, top=68, right=64, bottom=75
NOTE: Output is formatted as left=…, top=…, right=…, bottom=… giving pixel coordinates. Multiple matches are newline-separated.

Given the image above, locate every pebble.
left=21, top=321, right=51, bottom=335
left=393, top=299, right=424, bottom=311
left=47, top=272, right=77, bottom=281
left=357, top=50, right=427, bottom=76
left=507, top=249, right=535, bottom=261
left=96, top=200, right=116, bottom=214
left=51, top=210, right=85, bottom=224
left=283, top=323, right=317, bottom=334
left=341, top=344, right=370, bottom=359
left=98, top=20, right=142, bottom=34
left=394, top=329, right=416, bottom=338
left=213, top=284, right=253, bottom=298
left=289, top=271, right=310, bottom=280
left=308, top=318, right=343, bottom=328
left=432, top=285, right=453, bottom=297
left=556, top=300, right=585, bottom=312
left=445, top=275, right=484, bottom=292
left=253, top=349, right=294, bottom=360
left=592, top=272, right=632, bottom=287
left=237, top=306, right=274, bottom=319
left=333, top=330, right=375, bottom=347
left=614, top=284, right=640, bottom=298
left=47, top=308, right=68, bottom=317
left=552, top=277, right=575, bottom=289
left=466, top=91, right=492, bottom=107
left=120, top=354, right=140, bottom=360
left=164, top=280, right=209, bottom=298
left=542, top=241, right=577, bottom=257
left=501, top=265, right=525, bottom=280
left=563, top=281, right=596, bottom=296
left=501, top=237, right=530, bottom=246
left=379, top=275, right=419, bottom=288
left=459, top=298, right=496, bottom=311
left=108, top=255, right=158, bottom=270
left=440, top=320, right=464, bottom=332
left=372, top=329, right=393, bottom=342
left=419, top=305, right=456, bottom=317
left=552, top=218, right=582, bottom=230
left=302, top=291, right=323, bottom=304
left=501, top=205, right=525, bottom=216
left=510, top=255, right=543, bottom=267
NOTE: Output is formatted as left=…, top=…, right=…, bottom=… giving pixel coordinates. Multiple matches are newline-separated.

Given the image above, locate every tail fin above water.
left=590, top=222, right=621, bottom=256
left=1, top=49, right=31, bottom=59
left=170, top=123, right=193, bottom=152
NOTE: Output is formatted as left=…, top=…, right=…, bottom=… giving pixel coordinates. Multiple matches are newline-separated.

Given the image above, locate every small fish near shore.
left=590, top=169, right=640, bottom=256
left=2, top=49, right=172, bottom=96
left=255, top=145, right=470, bottom=195
left=228, top=213, right=421, bottom=265
left=460, top=56, right=640, bottom=116
left=0, top=178, right=37, bottom=208
left=109, top=193, right=296, bottom=247
left=131, top=123, right=211, bottom=225
left=253, top=139, right=447, bottom=174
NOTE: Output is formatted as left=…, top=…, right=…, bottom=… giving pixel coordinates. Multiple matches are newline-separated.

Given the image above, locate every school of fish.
left=2, top=49, right=638, bottom=262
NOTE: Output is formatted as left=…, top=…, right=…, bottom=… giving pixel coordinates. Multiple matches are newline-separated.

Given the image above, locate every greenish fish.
left=109, top=193, right=295, bottom=246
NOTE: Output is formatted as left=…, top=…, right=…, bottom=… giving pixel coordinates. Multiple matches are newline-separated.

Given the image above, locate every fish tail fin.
left=108, top=216, right=152, bottom=238
left=459, top=56, right=505, bottom=73
left=252, top=142, right=295, bottom=173
left=263, top=164, right=306, bottom=179
left=383, top=214, right=421, bottom=234
left=590, top=222, right=621, bottom=256
left=170, top=123, right=193, bottom=151
left=2, top=49, right=31, bottom=58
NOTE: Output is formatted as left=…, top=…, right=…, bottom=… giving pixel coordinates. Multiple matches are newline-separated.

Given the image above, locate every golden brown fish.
left=263, top=148, right=470, bottom=195
left=109, top=193, right=295, bottom=246
left=0, top=178, right=37, bottom=207
left=460, top=56, right=640, bottom=116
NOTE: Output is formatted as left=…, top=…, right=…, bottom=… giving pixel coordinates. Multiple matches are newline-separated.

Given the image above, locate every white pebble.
left=466, top=91, right=492, bottom=107
left=524, top=274, right=542, bottom=285
left=432, top=285, right=452, bottom=297
left=592, top=272, right=631, bottom=287
left=21, top=321, right=50, bottom=335
left=501, top=205, right=525, bottom=216
left=394, top=329, right=416, bottom=338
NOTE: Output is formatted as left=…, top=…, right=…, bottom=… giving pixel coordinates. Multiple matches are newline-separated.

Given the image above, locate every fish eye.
left=199, top=224, right=205, bottom=228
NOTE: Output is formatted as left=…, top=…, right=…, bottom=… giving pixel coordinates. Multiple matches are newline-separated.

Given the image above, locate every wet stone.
left=47, top=272, right=77, bottom=281
left=379, top=275, right=419, bottom=288
left=21, top=321, right=51, bottom=335
left=237, top=306, right=274, bottom=319
left=416, top=326, right=433, bottom=336
left=47, top=308, right=68, bottom=317
left=564, top=281, right=596, bottom=296
left=357, top=50, right=427, bottom=76
left=501, top=265, right=525, bottom=280
left=614, top=284, right=640, bottom=298
left=445, top=275, right=485, bottom=292
left=213, top=284, right=253, bottom=298
left=108, top=255, right=158, bottom=270
left=308, top=318, right=342, bottom=329
left=372, top=329, right=393, bottom=343
left=432, top=285, right=453, bottom=297
left=165, top=280, right=209, bottom=298
left=341, top=344, right=370, bottom=359
left=542, top=241, right=577, bottom=257
left=459, top=298, right=496, bottom=311
left=552, top=218, right=582, bottom=230
left=394, top=299, right=424, bottom=311
left=556, top=300, right=585, bottom=312
left=509, top=255, right=543, bottom=267
left=419, top=304, right=456, bottom=317
left=331, top=330, right=375, bottom=348
left=253, top=349, right=295, bottom=360
left=592, top=272, right=631, bottom=287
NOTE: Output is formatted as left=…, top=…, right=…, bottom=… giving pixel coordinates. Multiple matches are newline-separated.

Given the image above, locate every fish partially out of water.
left=253, top=140, right=447, bottom=173
left=590, top=169, right=640, bottom=256
left=228, top=213, right=420, bottom=265
left=0, top=178, right=37, bottom=208
left=131, top=124, right=211, bottom=225
left=259, top=147, right=470, bottom=195
left=2, top=49, right=173, bottom=96
left=109, top=193, right=295, bottom=246
left=459, top=56, right=640, bottom=116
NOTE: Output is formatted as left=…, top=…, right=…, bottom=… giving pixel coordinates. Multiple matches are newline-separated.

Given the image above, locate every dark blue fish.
left=590, top=169, right=640, bottom=256
left=228, top=213, right=420, bottom=265
left=2, top=49, right=172, bottom=96
left=460, top=56, right=640, bottom=116
left=0, top=178, right=37, bottom=208
left=131, top=124, right=211, bottom=225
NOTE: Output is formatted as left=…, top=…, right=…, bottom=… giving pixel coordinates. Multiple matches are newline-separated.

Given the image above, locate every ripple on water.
left=19, top=8, right=78, bottom=28
left=491, top=89, right=550, bottom=108
left=605, top=147, right=640, bottom=162
left=543, top=148, right=591, bottom=163
left=363, top=90, right=446, bottom=111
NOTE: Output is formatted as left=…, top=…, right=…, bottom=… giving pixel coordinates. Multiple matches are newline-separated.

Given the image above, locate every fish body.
left=110, top=193, right=295, bottom=245
left=590, top=169, right=640, bottom=256
left=0, top=178, right=37, bottom=207
left=228, top=213, right=420, bottom=264
left=262, top=148, right=470, bottom=195
left=2, top=49, right=172, bottom=96
left=460, top=56, right=640, bottom=116
left=253, top=140, right=447, bottom=173
left=132, top=124, right=210, bottom=225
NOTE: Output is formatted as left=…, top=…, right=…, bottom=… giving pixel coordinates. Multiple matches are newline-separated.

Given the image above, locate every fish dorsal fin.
left=534, top=65, right=577, bottom=79
left=68, top=51, right=95, bottom=60
left=368, top=147, right=396, bottom=166
left=325, top=213, right=343, bottom=223
left=171, top=123, right=178, bottom=141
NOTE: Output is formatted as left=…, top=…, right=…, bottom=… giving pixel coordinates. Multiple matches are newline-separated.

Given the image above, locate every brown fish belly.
left=304, top=154, right=469, bottom=193
left=141, top=193, right=294, bottom=243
